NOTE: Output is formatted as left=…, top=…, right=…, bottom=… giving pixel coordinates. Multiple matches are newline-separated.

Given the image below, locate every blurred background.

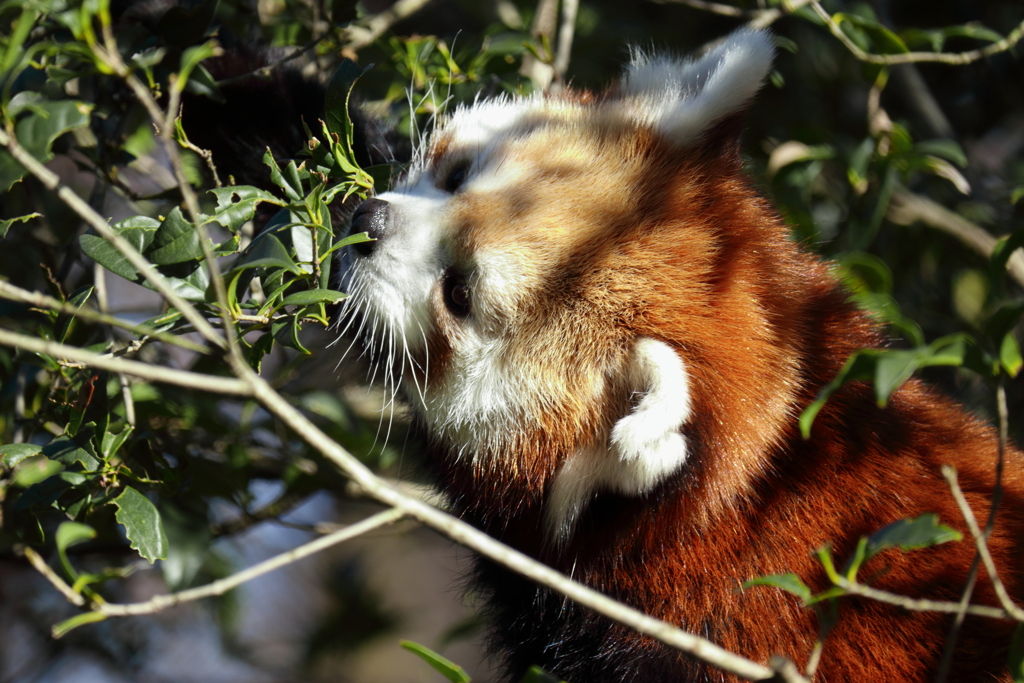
left=2, top=0, right=1024, bottom=681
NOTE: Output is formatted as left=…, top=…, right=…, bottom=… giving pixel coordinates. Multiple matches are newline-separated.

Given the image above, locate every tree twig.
left=831, top=575, right=1008, bottom=620
left=552, top=0, right=579, bottom=83
left=23, top=509, right=404, bottom=626
left=809, top=2, right=1024, bottom=66
left=887, top=188, right=1024, bottom=290
left=20, top=547, right=86, bottom=607
left=242, top=367, right=785, bottom=682
left=95, top=508, right=406, bottom=617
left=0, top=281, right=210, bottom=354
left=653, top=0, right=814, bottom=29
left=941, top=465, right=1024, bottom=621
left=343, top=0, right=434, bottom=53
left=0, top=329, right=250, bottom=396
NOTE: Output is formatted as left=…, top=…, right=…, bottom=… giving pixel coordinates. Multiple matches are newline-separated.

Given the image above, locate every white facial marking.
left=546, top=338, right=692, bottom=541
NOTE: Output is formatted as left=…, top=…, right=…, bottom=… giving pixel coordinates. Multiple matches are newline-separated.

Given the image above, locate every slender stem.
left=941, top=466, right=1024, bottom=621
left=0, top=281, right=209, bottom=353
left=96, top=508, right=405, bottom=616
left=810, top=2, right=1024, bottom=66
left=552, top=0, right=579, bottom=82
left=832, top=576, right=1008, bottom=620
left=21, top=547, right=86, bottom=606
left=0, top=329, right=251, bottom=396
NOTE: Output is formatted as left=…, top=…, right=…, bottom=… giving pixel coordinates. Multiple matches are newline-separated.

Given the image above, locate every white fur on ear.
left=608, top=338, right=692, bottom=491
left=546, top=338, right=692, bottom=541
left=622, top=29, right=774, bottom=145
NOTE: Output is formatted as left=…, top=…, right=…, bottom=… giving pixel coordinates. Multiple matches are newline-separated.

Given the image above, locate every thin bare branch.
left=20, top=547, right=85, bottom=607
left=887, top=189, right=1024, bottom=290
left=810, top=2, right=1024, bottom=66
left=0, top=329, right=250, bottom=396
left=653, top=0, right=814, bottom=29
left=552, top=0, right=579, bottom=82
left=344, top=0, right=434, bottom=53
left=0, top=281, right=210, bottom=354
left=833, top=576, right=1008, bottom=620
left=520, top=0, right=559, bottom=91
left=942, top=465, right=1024, bottom=621
left=96, top=25, right=243, bottom=364
left=96, top=508, right=405, bottom=617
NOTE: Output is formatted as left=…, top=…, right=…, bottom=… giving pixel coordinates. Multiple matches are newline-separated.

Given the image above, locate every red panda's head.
left=339, top=30, right=844, bottom=542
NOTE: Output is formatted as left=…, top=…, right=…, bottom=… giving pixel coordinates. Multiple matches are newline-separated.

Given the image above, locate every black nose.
left=349, top=198, right=391, bottom=257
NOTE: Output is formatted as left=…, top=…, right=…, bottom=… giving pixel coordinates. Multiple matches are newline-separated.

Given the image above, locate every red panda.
left=338, top=29, right=1024, bottom=682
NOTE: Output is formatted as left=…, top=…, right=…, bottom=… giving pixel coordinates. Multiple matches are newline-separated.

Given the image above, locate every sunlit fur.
left=338, top=29, right=1024, bottom=682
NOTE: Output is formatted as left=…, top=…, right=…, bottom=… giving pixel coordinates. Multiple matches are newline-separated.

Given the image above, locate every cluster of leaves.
left=0, top=0, right=542, bottom=674
left=0, top=0, right=395, bottom=626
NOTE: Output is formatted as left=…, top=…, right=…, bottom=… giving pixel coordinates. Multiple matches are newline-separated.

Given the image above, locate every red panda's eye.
left=444, top=164, right=469, bottom=193
left=442, top=269, right=471, bottom=317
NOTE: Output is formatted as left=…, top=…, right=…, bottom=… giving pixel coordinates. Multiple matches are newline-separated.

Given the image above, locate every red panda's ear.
left=545, top=339, right=692, bottom=542
left=621, top=29, right=774, bottom=147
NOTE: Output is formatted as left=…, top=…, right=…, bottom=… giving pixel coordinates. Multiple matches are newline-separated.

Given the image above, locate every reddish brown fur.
left=418, top=108, right=1024, bottom=681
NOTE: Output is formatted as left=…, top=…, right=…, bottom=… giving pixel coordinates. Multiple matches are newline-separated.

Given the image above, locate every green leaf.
left=323, top=230, right=373, bottom=257
left=519, top=666, right=566, bottom=683
left=55, top=285, right=93, bottom=343
left=865, top=514, right=962, bottom=562
left=16, top=99, right=94, bottom=162
left=991, top=229, right=1024, bottom=280
left=325, top=59, right=372, bottom=149
left=1001, top=333, right=1023, bottom=378
left=208, top=185, right=282, bottom=232
left=52, top=611, right=107, bottom=639
left=159, top=503, right=212, bottom=591
left=281, top=288, right=348, bottom=306
left=0, top=443, right=43, bottom=467
left=263, top=149, right=303, bottom=201
left=742, top=573, right=812, bottom=603
left=800, top=351, right=877, bottom=438
left=80, top=215, right=161, bottom=280
left=13, top=471, right=83, bottom=511
left=400, top=641, right=472, bottom=683
left=56, top=521, right=96, bottom=579
left=156, top=261, right=211, bottom=301
left=43, top=430, right=101, bottom=470
left=0, top=99, right=93, bottom=190
left=801, top=335, right=969, bottom=437
left=232, top=231, right=302, bottom=274
left=175, top=39, right=220, bottom=93
left=364, top=163, right=394, bottom=193
left=100, top=424, right=134, bottom=459
left=113, top=486, right=169, bottom=563
left=0, top=211, right=41, bottom=238
left=10, top=455, right=63, bottom=488
left=1, top=6, right=37, bottom=74
left=914, top=139, right=967, bottom=168
left=147, top=207, right=203, bottom=264
left=1009, top=622, right=1024, bottom=683
left=872, top=349, right=922, bottom=406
